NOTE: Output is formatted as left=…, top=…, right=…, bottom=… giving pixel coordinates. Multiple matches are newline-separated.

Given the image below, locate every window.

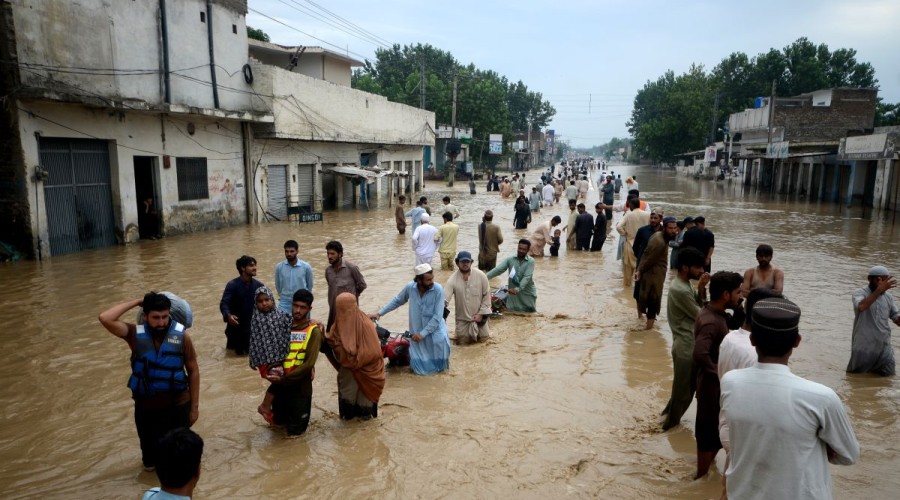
left=232, top=24, right=237, bottom=34
left=200, top=12, right=206, bottom=23
left=176, top=157, right=209, bottom=201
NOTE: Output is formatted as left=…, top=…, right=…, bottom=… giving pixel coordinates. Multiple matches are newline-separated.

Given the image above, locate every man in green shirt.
left=660, top=247, right=708, bottom=431
left=486, top=239, right=537, bottom=312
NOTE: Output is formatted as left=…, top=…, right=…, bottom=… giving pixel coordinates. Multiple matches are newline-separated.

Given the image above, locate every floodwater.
left=1, top=165, right=898, bottom=499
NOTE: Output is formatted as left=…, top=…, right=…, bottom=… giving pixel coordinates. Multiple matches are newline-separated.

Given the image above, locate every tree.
left=246, top=26, right=270, bottom=43
left=875, top=100, right=900, bottom=127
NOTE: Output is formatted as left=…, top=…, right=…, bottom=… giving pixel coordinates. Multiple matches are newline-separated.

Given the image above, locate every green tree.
left=246, top=26, right=270, bottom=43
left=875, top=100, right=900, bottom=127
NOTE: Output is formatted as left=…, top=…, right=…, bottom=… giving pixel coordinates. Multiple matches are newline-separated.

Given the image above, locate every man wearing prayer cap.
left=721, top=297, right=859, bottom=500
left=371, top=263, right=450, bottom=375
left=846, top=265, right=900, bottom=376
left=410, top=213, right=438, bottom=266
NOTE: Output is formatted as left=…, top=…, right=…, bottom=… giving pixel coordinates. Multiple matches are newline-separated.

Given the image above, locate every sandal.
left=257, top=405, right=274, bottom=425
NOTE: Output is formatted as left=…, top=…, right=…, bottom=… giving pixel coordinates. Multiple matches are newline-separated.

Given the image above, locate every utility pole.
left=766, top=79, right=777, bottom=190
left=419, top=61, right=425, bottom=109
left=527, top=117, right=533, bottom=170
left=709, top=92, right=720, bottom=145
left=448, top=75, right=458, bottom=186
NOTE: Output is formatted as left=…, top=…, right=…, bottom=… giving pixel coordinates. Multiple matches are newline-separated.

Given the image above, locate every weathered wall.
left=248, top=138, right=423, bottom=221
left=17, top=100, right=247, bottom=256
left=0, top=1, right=33, bottom=258
left=248, top=48, right=353, bottom=87
left=249, top=61, right=435, bottom=146
left=778, top=89, right=877, bottom=142
left=11, top=0, right=254, bottom=113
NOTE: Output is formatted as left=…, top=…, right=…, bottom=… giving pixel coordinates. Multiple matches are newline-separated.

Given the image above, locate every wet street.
left=1, top=164, right=898, bottom=499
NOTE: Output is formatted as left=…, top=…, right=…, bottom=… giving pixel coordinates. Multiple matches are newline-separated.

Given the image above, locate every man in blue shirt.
left=274, top=240, right=314, bottom=313
left=142, top=428, right=203, bottom=499
left=405, top=200, right=427, bottom=234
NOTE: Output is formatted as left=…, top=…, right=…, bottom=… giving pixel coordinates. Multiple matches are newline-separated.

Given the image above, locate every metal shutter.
left=266, top=165, right=287, bottom=220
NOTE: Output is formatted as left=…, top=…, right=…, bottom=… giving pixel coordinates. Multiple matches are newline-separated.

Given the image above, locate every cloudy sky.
left=247, top=0, right=900, bottom=148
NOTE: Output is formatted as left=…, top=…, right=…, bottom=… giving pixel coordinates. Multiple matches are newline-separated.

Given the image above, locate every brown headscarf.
left=329, top=293, right=385, bottom=402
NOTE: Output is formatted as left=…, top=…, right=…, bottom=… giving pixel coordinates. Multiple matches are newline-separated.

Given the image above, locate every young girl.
left=248, top=287, right=291, bottom=424
left=549, top=229, right=562, bottom=257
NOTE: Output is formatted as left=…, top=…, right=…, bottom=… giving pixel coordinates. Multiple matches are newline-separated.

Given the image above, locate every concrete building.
left=728, top=88, right=880, bottom=205
left=246, top=43, right=434, bottom=219
left=0, top=0, right=272, bottom=257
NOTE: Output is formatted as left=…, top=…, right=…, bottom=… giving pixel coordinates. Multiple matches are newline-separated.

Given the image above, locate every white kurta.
left=411, top=224, right=438, bottom=265
left=717, top=328, right=758, bottom=452
left=721, top=364, right=859, bottom=500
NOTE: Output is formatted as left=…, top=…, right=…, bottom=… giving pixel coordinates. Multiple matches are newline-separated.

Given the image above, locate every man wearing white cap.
left=847, top=265, right=900, bottom=376
left=410, top=213, right=438, bottom=266
left=372, top=263, right=450, bottom=375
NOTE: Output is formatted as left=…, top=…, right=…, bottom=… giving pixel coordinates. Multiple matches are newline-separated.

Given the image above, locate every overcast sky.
left=247, top=0, right=900, bottom=148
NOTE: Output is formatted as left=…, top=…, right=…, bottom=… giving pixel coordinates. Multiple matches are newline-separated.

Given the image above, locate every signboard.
left=766, top=141, right=789, bottom=159
left=489, top=134, right=503, bottom=155
left=838, top=133, right=897, bottom=160
left=465, top=161, right=473, bottom=173
left=704, top=146, right=717, bottom=162
left=299, top=212, right=323, bottom=223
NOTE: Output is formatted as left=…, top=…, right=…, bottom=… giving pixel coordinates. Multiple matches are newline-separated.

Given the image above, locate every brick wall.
left=776, top=89, right=877, bottom=142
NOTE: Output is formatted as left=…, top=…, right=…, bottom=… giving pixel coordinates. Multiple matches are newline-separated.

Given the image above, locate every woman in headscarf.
left=326, top=292, right=386, bottom=420
left=248, top=286, right=292, bottom=423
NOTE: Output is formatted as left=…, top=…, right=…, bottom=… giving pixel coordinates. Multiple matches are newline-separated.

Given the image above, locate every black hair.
left=443, top=212, right=453, bottom=221
left=518, top=238, right=532, bottom=248
left=235, top=255, right=256, bottom=273
left=756, top=244, right=773, bottom=256
left=292, top=288, right=314, bottom=305
left=325, top=240, right=343, bottom=254
left=155, top=428, right=203, bottom=489
left=595, top=202, right=603, bottom=209
left=577, top=203, right=585, bottom=209
left=142, top=292, right=172, bottom=314
left=284, top=240, right=298, bottom=250
left=551, top=216, right=562, bottom=224
left=676, top=248, right=705, bottom=271
left=398, top=194, right=406, bottom=201
left=628, top=189, right=639, bottom=196
left=627, top=197, right=640, bottom=210
left=744, top=288, right=781, bottom=324
left=442, top=196, right=450, bottom=202
left=709, top=271, right=743, bottom=301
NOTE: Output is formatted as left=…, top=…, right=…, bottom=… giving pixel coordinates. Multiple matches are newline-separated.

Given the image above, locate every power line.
left=248, top=7, right=370, bottom=61
left=301, top=0, right=394, bottom=48
left=278, top=0, right=391, bottom=50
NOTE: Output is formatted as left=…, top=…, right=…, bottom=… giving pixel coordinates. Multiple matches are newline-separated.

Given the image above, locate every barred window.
left=176, top=157, right=209, bottom=201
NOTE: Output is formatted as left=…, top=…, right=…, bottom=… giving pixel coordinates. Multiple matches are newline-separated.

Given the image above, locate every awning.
left=328, top=165, right=377, bottom=179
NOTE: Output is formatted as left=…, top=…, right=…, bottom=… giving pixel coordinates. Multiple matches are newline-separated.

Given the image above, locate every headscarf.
left=248, top=287, right=292, bottom=369
left=328, top=292, right=385, bottom=402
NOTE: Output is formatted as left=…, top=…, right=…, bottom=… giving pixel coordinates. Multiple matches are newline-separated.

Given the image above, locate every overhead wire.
left=301, top=0, right=394, bottom=48
left=278, top=0, right=391, bottom=50
left=248, top=7, right=370, bottom=61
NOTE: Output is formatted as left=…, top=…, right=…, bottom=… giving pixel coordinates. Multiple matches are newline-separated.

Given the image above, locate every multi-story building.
left=1, top=0, right=272, bottom=257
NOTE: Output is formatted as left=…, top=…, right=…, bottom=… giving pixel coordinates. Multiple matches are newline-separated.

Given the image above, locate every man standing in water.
left=682, top=215, right=715, bottom=273
left=573, top=203, right=594, bottom=251
left=142, top=428, right=204, bottom=499
left=477, top=210, right=504, bottom=272
left=394, top=195, right=408, bottom=235
left=692, top=271, right=743, bottom=479
left=660, top=248, right=708, bottom=431
left=563, top=199, right=579, bottom=251
left=486, top=239, right=537, bottom=313
left=741, top=244, right=784, bottom=296
left=373, top=264, right=451, bottom=375
left=846, top=265, right=900, bottom=376
left=634, top=216, right=679, bottom=329
left=616, top=198, right=650, bottom=287
left=721, top=297, right=859, bottom=499
left=434, top=212, right=460, bottom=271
left=99, top=292, right=200, bottom=470
left=220, top=255, right=264, bottom=354
left=410, top=213, right=438, bottom=266
left=440, top=196, right=461, bottom=220
left=324, top=240, right=367, bottom=331
left=444, top=251, right=492, bottom=344
left=405, top=199, right=427, bottom=234
left=274, top=240, right=313, bottom=314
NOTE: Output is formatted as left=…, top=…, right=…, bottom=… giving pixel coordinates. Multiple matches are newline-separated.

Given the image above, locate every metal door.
left=266, top=165, right=287, bottom=220
left=39, top=138, right=117, bottom=255
left=340, top=167, right=354, bottom=207
left=296, top=164, right=314, bottom=210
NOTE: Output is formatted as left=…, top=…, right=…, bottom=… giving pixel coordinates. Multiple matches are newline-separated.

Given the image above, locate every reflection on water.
left=0, top=165, right=897, bottom=498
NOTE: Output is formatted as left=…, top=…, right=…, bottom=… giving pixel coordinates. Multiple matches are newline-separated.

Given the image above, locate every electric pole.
left=448, top=74, right=458, bottom=186
left=419, top=61, right=425, bottom=109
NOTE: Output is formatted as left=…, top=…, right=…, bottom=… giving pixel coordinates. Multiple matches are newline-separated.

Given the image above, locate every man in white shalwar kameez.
left=410, top=213, right=438, bottom=266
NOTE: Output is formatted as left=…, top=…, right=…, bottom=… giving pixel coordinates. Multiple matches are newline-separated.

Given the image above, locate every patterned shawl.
left=249, top=287, right=292, bottom=369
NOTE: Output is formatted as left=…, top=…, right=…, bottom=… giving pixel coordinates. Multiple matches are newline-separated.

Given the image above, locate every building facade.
left=1, top=0, right=272, bottom=258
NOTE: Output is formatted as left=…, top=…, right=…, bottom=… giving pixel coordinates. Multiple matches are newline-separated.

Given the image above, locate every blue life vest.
left=128, top=322, right=188, bottom=398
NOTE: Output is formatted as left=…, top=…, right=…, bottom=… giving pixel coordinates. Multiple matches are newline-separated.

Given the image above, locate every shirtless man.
left=741, top=244, right=784, bottom=296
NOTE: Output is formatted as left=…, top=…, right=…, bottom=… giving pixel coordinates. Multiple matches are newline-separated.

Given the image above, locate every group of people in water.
left=98, top=159, right=899, bottom=499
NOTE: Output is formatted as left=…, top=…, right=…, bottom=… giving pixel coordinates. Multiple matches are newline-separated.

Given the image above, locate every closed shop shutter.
left=39, top=138, right=117, bottom=256
left=266, top=165, right=287, bottom=220
left=297, top=164, right=314, bottom=210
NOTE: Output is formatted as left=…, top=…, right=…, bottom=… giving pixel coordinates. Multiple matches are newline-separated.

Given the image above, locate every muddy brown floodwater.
left=1, top=165, right=898, bottom=499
